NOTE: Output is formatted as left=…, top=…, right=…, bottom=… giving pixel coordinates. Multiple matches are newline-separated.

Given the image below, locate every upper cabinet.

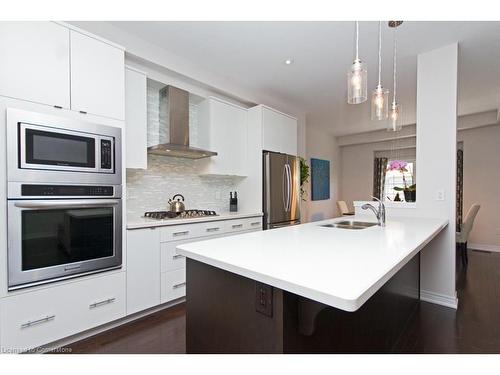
left=0, top=22, right=70, bottom=109
left=261, top=106, right=298, bottom=155
left=0, top=22, right=125, bottom=121
left=125, top=67, right=148, bottom=169
left=198, top=97, right=248, bottom=176
left=70, top=30, right=125, bottom=120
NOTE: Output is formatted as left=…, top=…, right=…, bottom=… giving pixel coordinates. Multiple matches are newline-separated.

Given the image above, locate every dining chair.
left=337, top=201, right=354, bottom=216
left=457, top=203, right=480, bottom=267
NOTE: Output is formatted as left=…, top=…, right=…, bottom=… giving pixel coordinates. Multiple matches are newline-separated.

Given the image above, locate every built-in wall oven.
left=6, top=109, right=123, bottom=290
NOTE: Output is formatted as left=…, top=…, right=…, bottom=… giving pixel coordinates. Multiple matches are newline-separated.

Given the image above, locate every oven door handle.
left=14, top=200, right=119, bottom=209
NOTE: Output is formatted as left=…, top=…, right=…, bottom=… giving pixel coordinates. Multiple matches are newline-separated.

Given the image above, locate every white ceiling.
left=109, top=21, right=500, bottom=136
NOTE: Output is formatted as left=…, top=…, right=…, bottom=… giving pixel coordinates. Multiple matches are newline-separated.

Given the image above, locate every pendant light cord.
left=392, top=27, right=397, bottom=103
left=355, top=21, right=359, bottom=60
left=378, top=21, right=382, bottom=86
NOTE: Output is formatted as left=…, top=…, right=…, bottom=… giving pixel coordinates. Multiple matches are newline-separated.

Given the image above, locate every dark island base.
left=186, top=254, right=420, bottom=353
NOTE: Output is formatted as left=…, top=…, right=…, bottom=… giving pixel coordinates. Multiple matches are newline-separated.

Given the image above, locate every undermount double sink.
left=320, top=220, right=378, bottom=230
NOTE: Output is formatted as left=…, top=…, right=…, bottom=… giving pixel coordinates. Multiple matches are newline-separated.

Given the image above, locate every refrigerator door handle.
left=286, top=163, right=291, bottom=212
left=282, top=164, right=287, bottom=211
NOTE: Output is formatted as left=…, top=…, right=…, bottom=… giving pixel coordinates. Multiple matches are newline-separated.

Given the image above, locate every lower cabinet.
left=127, top=216, right=262, bottom=314
left=0, top=271, right=125, bottom=351
left=161, top=269, right=186, bottom=304
left=126, top=227, right=161, bottom=315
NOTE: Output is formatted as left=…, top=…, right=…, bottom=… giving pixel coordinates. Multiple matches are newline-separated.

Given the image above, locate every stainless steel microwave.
left=7, top=108, right=122, bottom=186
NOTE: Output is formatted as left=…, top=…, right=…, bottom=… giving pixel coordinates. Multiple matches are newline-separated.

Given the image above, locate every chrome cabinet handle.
left=251, top=221, right=261, bottom=226
left=173, top=254, right=185, bottom=260
left=89, top=298, right=116, bottom=309
left=232, top=224, right=243, bottom=229
left=173, top=282, right=186, bottom=289
left=206, top=227, right=220, bottom=232
left=173, top=230, right=189, bottom=237
left=21, top=315, right=55, bottom=328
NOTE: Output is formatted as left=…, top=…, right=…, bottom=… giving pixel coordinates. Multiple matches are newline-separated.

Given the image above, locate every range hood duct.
left=147, top=85, right=217, bottom=159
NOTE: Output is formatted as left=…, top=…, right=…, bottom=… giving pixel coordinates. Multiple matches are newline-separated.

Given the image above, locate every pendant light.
left=371, top=21, right=389, bottom=120
left=347, top=21, right=367, bottom=104
left=387, top=21, right=403, bottom=132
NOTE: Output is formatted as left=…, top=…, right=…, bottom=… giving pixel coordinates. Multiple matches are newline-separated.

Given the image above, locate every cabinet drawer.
left=161, top=241, right=187, bottom=273
left=224, top=219, right=247, bottom=233
left=224, top=217, right=262, bottom=233
left=0, top=272, right=125, bottom=351
left=243, top=217, right=263, bottom=231
left=199, top=221, right=227, bottom=236
left=160, top=269, right=186, bottom=303
left=160, top=223, right=203, bottom=242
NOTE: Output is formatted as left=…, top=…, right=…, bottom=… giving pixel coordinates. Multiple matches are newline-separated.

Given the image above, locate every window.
left=384, top=161, right=415, bottom=202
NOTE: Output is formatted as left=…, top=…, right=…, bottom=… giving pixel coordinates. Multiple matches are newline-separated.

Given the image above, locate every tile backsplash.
left=126, top=155, right=243, bottom=218
left=126, top=80, right=242, bottom=219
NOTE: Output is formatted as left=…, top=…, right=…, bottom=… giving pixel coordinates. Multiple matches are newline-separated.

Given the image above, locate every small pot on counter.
left=168, top=194, right=186, bottom=213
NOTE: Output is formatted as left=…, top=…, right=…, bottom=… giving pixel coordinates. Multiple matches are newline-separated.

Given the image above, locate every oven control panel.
left=21, top=185, right=114, bottom=197
left=100, top=139, right=113, bottom=170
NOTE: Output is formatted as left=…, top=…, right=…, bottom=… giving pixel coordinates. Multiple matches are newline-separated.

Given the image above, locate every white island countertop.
left=177, top=216, right=448, bottom=312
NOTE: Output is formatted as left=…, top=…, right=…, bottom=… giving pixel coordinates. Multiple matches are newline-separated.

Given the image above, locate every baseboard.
left=420, top=289, right=458, bottom=309
left=468, top=243, right=500, bottom=253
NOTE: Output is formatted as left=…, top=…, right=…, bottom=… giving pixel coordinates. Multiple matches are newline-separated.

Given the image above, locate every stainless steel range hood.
left=147, top=85, right=217, bottom=159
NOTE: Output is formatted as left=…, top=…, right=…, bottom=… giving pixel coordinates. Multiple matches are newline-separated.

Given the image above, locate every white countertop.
left=176, top=216, right=448, bottom=312
left=127, top=211, right=263, bottom=229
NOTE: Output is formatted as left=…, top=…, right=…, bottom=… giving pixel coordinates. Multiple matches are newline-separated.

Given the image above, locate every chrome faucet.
left=362, top=197, right=386, bottom=227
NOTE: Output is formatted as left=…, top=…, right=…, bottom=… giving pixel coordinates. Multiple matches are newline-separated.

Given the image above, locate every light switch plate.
left=436, top=189, right=445, bottom=201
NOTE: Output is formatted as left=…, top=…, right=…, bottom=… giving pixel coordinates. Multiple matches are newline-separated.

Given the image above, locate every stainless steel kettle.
left=168, top=194, right=185, bottom=213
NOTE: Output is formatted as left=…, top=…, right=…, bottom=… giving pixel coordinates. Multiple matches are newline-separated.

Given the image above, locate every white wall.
left=460, top=124, right=500, bottom=249
left=303, top=124, right=340, bottom=222
left=416, top=43, right=458, bottom=308
left=339, top=123, right=500, bottom=249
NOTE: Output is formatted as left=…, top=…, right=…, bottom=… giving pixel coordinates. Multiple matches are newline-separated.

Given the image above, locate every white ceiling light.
left=387, top=21, right=403, bottom=132
left=284, top=58, right=294, bottom=65
left=371, top=21, right=389, bottom=121
left=347, top=21, right=368, bottom=104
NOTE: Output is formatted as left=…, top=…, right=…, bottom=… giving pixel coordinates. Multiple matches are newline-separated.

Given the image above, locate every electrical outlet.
left=436, top=189, right=445, bottom=201
left=255, top=282, right=273, bottom=317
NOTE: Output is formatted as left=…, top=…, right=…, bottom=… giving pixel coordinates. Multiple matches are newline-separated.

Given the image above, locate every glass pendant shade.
left=387, top=102, right=402, bottom=132
left=347, top=60, right=367, bottom=104
left=371, top=85, right=389, bottom=120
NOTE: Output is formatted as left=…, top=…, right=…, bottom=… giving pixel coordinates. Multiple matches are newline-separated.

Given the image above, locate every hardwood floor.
left=56, top=249, right=500, bottom=354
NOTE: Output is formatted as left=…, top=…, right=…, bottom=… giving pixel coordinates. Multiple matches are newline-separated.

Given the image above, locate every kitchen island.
left=176, top=216, right=448, bottom=353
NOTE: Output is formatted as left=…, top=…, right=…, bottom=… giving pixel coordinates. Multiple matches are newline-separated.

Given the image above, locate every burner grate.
left=144, top=209, right=218, bottom=220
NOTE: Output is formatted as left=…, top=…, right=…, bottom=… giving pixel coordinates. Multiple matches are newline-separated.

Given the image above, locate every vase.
left=404, top=190, right=416, bottom=202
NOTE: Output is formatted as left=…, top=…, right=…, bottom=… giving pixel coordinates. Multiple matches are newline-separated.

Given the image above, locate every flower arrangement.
left=387, top=160, right=416, bottom=202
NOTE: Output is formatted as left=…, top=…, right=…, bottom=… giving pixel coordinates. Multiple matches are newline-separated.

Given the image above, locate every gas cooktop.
left=144, top=209, right=218, bottom=220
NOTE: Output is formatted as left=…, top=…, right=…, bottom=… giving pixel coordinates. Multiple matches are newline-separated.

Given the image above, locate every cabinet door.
left=209, top=99, right=247, bottom=176
left=126, top=228, right=161, bottom=315
left=0, top=22, right=70, bottom=108
left=262, top=107, right=297, bottom=155
left=280, top=114, right=298, bottom=155
left=262, top=107, right=283, bottom=153
left=70, top=30, right=125, bottom=120
left=125, top=68, right=148, bottom=169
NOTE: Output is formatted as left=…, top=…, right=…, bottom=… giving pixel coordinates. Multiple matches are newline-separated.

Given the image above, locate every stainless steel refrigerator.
left=263, top=151, right=301, bottom=230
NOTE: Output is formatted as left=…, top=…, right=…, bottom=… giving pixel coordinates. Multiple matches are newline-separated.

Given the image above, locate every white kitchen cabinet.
left=70, top=30, right=125, bottom=120
left=262, top=106, right=297, bottom=155
left=125, top=67, right=148, bottom=169
left=126, top=228, right=161, bottom=315
left=0, top=22, right=70, bottom=109
left=198, top=97, right=248, bottom=176
left=0, top=271, right=125, bottom=351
